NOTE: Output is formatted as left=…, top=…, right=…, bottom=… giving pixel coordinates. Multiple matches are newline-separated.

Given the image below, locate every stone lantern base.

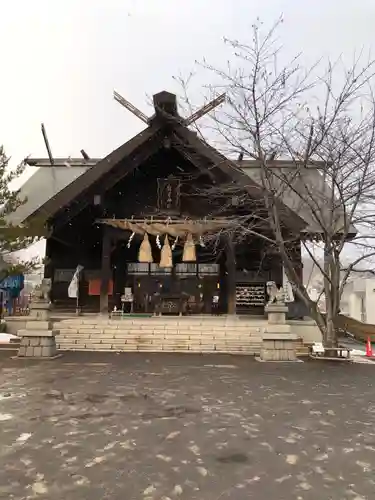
left=18, top=321, right=58, bottom=358
left=17, top=280, right=59, bottom=358
left=260, top=332, right=299, bottom=361
left=259, top=303, right=299, bottom=362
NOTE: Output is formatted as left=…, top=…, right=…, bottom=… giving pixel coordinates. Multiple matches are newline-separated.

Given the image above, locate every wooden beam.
left=225, top=234, right=236, bottom=315
left=172, top=134, right=217, bottom=182
left=41, top=123, right=55, bottom=166
left=114, top=90, right=150, bottom=124
left=99, top=217, right=233, bottom=224
left=185, top=93, right=225, bottom=125
left=25, top=158, right=100, bottom=167
left=81, top=149, right=90, bottom=160
left=43, top=238, right=54, bottom=302
left=100, top=227, right=111, bottom=314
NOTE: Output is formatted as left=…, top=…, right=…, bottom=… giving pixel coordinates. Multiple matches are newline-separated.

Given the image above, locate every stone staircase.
left=54, top=316, right=266, bottom=355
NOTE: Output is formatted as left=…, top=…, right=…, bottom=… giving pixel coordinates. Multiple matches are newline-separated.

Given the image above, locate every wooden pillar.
left=44, top=237, right=54, bottom=303
left=295, top=239, right=303, bottom=282
left=100, top=227, right=111, bottom=314
left=43, top=238, right=53, bottom=278
left=225, top=235, right=236, bottom=315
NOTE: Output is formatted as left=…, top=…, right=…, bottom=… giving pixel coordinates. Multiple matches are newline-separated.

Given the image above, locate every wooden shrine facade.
left=16, top=91, right=307, bottom=317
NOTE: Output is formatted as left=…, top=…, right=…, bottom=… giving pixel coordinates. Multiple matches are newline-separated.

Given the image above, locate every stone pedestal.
left=28, top=301, right=50, bottom=321
left=260, top=304, right=298, bottom=361
left=265, top=304, right=288, bottom=324
left=260, top=332, right=299, bottom=361
left=17, top=299, right=58, bottom=358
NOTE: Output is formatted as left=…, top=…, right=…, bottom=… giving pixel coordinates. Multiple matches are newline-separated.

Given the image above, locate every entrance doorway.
left=114, top=261, right=221, bottom=315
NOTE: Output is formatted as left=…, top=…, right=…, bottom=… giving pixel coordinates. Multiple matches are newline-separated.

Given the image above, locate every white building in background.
left=341, top=277, right=375, bottom=324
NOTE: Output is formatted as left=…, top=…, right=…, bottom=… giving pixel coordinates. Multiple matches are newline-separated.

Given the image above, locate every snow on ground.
left=352, top=354, right=375, bottom=364
left=0, top=333, right=18, bottom=344
left=351, top=349, right=366, bottom=356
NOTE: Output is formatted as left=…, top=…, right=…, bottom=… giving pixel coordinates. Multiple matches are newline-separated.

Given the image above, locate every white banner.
left=282, top=266, right=295, bottom=303
left=68, top=265, right=84, bottom=299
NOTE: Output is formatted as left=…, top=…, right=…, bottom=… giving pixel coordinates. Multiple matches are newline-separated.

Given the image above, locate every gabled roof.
left=6, top=165, right=89, bottom=226
left=31, top=125, right=160, bottom=224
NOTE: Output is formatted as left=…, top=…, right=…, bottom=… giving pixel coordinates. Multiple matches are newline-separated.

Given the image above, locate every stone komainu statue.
left=33, top=278, right=52, bottom=302
left=266, top=281, right=285, bottom=305
left=41, top=278, right=52, bottom=301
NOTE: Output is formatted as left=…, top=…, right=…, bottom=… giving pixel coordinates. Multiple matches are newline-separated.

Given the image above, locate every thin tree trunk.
left=323, top=243, right=338, bottom=353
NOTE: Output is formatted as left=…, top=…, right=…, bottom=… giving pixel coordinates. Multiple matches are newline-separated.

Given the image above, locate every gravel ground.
left=0, top=351, right=375, bottom=500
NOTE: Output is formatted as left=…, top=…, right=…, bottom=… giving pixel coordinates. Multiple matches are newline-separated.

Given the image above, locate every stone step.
left=56, top=330, right=262, bottom=338
left=57, top=339, right=260, bottom=345
left=54, top=315, right=265, bottom=321
left=51, top=315, right=310, bottom=356
left=56, top=332, right=263, bottom=340
left=56, top=343, right=306, bottom=356
left=56, top=331, right=261, bottom=338
left=55, top=335, right=263, bottom=344
left=53, top=320, right=267, bottom=328
left=56, top=339, right=263, bottom=347
left=56, top=326, right=263, bottom=333
left=54, top=323, right=265, bottom=332
left=56, top=339, right=262, bottom=348
left=56, top=343, right=260, bottom=354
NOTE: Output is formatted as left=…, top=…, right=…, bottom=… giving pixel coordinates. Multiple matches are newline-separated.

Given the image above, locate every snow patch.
left=16, top=433, right=32, bottom=444
left=0, top=413, right=13, bottom=421
left=0, top=333, right=18, bottom=344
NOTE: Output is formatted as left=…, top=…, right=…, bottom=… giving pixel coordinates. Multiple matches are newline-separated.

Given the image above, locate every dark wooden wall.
left=46, top=146, right=290, bottom=313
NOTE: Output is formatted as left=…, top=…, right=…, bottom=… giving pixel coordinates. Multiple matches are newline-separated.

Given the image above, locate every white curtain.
left=68, top=265, right=84, bottom=299
left=282, top=266, right=295, bottom=303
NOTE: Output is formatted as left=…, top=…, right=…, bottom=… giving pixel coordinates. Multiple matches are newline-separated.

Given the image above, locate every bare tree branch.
left=177, top=18, right=375, bottom=348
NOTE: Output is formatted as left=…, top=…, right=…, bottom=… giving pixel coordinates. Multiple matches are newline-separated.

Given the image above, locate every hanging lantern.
left=138, top=233, right=153, bottom=263
left=159, top=235, right=173, bottom=268
left=183, top=233, right=196, bottom=262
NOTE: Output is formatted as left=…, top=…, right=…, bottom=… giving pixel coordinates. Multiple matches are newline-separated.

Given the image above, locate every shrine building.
left=9, top=91, right=330, bottom=328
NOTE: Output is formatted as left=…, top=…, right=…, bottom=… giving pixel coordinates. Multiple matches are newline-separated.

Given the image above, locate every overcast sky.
left=2, top=0, right=375, bottom=258
left=1, top=0, right=375, bottom=167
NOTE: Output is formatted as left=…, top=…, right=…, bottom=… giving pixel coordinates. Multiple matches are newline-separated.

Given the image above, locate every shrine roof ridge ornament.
left=114, top=89, right=226, bottom=126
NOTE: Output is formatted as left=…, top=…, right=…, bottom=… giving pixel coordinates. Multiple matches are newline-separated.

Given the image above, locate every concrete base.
left=12, top=353, right=63, bottom=361
left=17, top=330, right=58, bottom=358
left=16, top=299, right=59, bottom=358
left=255, top=356, right=303, bottom=363
left=260, top=332, right=299, bottom=362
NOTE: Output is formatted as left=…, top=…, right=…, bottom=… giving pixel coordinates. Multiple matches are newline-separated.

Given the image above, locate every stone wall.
left=290, top=320, right=322, bottom=344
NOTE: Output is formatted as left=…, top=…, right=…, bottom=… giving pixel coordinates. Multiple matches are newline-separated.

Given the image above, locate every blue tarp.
left=0, top=274, right=24, bottom=291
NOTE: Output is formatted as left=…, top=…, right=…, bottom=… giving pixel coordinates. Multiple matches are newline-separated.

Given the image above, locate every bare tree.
left=177, top=18, right=375, bottom=349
